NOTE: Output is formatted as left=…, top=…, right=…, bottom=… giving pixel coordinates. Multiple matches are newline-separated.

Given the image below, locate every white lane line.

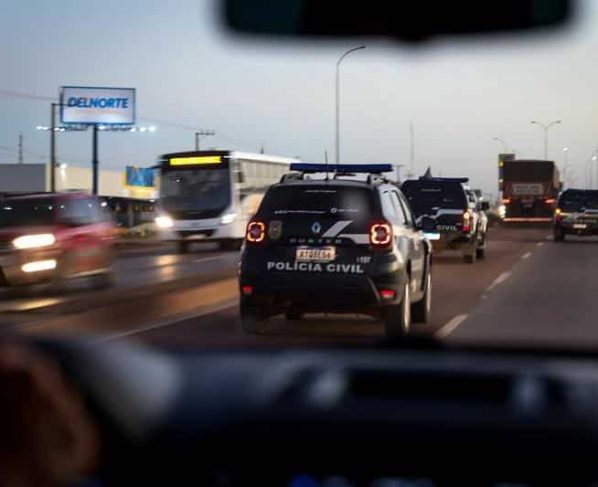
left=521, top=252, right=532, bottom=260
left=98, top=299, right=238, bottom=341
left=434, top=314, right=468, bottom=339
left=485, top=271, right=511, bottom=292
left=0, top=297, right=65, bottom=313
left=193, top=255, right=230, bottom=264
left=537, top=242, right=544, bottom=247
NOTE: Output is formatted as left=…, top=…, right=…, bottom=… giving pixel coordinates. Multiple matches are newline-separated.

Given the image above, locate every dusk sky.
left=1, top=0, right=598, bottom=197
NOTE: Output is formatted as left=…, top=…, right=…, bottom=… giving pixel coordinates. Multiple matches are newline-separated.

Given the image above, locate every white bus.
left=155, top=150, right=299, bottom=252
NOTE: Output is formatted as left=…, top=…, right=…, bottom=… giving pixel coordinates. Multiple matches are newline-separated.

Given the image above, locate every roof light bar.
left=289, top=163, right=393, bottom=174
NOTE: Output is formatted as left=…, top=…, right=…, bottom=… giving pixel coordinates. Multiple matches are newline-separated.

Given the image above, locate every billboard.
left=60, top=86, right=136, bottom=125
left=125, top=166, right=155, bottom=188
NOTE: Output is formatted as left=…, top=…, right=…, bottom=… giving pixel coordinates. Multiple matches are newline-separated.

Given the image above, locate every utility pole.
left=194, top=130, right=215, bottom=151
left=92, top=124, right=99, bottom=195
left=18, top=133, right=23, bottom=164
left=50, top=103, right=57, bottom=192
left=409, top=121, right=415, bottom=175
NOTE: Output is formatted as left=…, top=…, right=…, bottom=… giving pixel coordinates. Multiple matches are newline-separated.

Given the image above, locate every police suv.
left=554, top=189, right=598, bottom=241
left=239, top=164, right=433, bottom=338
left=401, top=176, right=489, bottom=264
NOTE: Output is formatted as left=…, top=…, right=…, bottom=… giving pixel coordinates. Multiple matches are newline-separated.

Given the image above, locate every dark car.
left=401, top=177, right=489, bottom=263
left=554, top=189, right=598, bottom=241
left=239, top=164, right=433, bottom=338
left=0, top=192, right=116, bottom=289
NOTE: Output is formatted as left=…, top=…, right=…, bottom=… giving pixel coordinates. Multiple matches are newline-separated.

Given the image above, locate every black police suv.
left=239, top=164, right=433, bottom=338
left=554, top=189, right=598, bottom=241
left=401, top=176, right=489, bottom=264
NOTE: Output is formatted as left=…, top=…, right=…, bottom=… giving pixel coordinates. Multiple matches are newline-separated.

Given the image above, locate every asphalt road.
left=6, top=226, right=594, bottom=352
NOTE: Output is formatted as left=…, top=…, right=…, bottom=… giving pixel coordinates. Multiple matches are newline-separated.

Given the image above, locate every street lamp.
left=530, top=120, right=561, bottom=160
left=493, top=137, right=508, bottom=153
left=335, top=45, right=366, bottom=164
left=194, top=130, right=216, bottom=151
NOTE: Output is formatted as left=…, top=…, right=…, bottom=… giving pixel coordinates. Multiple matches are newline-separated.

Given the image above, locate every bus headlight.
left=13, top=233, right=56, bottom=250
left=155, top=215, right=174, bottom=229
left=220, top=213, right=237, bottom=225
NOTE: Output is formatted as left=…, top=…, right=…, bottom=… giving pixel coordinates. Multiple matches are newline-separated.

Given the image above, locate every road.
left=2, top=226, right=588, bottom=351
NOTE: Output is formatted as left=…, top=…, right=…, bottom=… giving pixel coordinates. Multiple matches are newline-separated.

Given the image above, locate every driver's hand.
left=0, top=342, right=100, bottom=486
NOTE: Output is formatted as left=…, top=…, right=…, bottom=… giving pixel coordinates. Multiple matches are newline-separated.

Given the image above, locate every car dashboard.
left=30, top=340, right=598, bottom=486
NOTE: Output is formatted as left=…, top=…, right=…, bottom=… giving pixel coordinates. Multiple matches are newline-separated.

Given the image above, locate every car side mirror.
left=419, top=216, right=436, bottom=233
left=481, top=201, right=490, bottom=211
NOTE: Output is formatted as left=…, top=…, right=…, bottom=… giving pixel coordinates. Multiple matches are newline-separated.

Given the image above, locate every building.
left=0, top=163, right=157, bottom=199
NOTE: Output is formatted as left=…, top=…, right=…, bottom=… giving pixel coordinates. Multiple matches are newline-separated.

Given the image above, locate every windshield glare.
left=160, top=169, right=231, bottom=212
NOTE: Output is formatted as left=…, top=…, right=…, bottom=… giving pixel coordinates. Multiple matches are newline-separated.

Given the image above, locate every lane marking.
left=537, top=242, right=544, bottom=247
left=434, top=314, right=468, bottom=339
left=521, top=252, right=532, bottom=260
left=98, top=299, right=238, bottom=341
left=0, top=297, right=65, bottom=313
left=485, top=271, right=511, bottom=292
left=193, top=255, right=231, bottom=264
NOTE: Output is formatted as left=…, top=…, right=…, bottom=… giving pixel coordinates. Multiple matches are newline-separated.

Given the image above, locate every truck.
left=500, top=159, right=561, bottom=223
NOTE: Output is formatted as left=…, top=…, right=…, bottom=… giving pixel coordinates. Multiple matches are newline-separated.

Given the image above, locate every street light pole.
left=335, top=45, right=365, bottom=165
left=50, top=102, right=57, bottom=192
left=530, top=120, right=562, bottom=160
left=194, top=130, right=215, bottom=151
left=493, top=137, right=508, bottom=153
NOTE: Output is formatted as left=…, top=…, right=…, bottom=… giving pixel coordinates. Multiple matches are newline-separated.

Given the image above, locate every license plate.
left=423, top=232, right=441, bottom=241
left=296, top=246, right=336, bottom=262
left=574, top=223, right=587, bottom=229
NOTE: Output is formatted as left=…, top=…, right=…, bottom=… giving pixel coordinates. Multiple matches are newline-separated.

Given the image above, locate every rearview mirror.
left=222, top=0, right=573, bottom=41
left=481, top=201, right=490, bottom=211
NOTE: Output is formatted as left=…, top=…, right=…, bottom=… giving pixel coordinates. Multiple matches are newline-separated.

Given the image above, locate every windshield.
left=401, top=181, right=467, bottom=216
left=2, top=0, right=598, bottom=388
left=559, top=191, right=598, bottom=212
left=0, top=199, right=57, bottom=227
left=160, top=169, right=231, bottom=214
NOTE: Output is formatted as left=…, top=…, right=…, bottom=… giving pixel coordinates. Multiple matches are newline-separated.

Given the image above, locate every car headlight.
left=220, top=213, right=237, bottom=225
left=155, top=215, right=174, bottom=229
left=12, top=233, right=56, bottom=250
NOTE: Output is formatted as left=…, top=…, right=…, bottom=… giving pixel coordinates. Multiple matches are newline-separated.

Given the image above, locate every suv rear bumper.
left=432, top=232, right=475, bottom=252
left=240, top=248, right=408, bottom=313
left=555, top=222, right=598, bottom=236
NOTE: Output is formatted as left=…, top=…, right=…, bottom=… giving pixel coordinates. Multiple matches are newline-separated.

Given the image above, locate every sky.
left=1, top=0, right=598, bottom=197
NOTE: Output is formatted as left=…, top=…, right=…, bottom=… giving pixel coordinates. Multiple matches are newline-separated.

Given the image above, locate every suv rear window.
left=401, top=180, right=467, bottom=217
left=559, top=191, right=598, bottom=212
left=258, top=185, right=375, bottom=223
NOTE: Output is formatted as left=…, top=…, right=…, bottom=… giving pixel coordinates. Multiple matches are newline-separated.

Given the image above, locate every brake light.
left=502, top=198, right=511, bottom=205
left=545, top=198, right=556, bottom=205
left=369, top=221, right=393, bottom=249
left=379, top=289, right=396, bottom=300
left=246, top=220, right=266, bottom=243
left=462, top=210, right=472, bottom=233
left=241, top=285, right=254, bottom=296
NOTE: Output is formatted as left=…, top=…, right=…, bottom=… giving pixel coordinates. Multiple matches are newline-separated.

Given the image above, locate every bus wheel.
left=177, top=240, right=190, bottom=254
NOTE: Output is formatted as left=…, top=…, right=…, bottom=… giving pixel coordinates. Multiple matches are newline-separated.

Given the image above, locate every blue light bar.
left=418, top=176, right=469, bottom=183
left=290, top=163, right=393, bottom=174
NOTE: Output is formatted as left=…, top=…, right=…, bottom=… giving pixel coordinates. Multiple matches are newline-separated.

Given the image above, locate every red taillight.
left=502, top=198, right=511, bottom=204
left=369, top=221, right=393, bottom=249
left=246, top=220, right=266, bottom=243
left=241, top=285, right=253, bottom=296
left=545, top=198, right=556, bottom=205
left=462, top=210, right=472, bottom=233
left=379, top=289, right=396, bottom=300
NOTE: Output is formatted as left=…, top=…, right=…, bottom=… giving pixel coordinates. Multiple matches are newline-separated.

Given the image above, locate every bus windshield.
left=160, top=169, right=231, bottom=216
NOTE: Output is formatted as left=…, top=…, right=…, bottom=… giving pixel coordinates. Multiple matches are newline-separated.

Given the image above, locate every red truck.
left=500, top=159, right=561, bottom=223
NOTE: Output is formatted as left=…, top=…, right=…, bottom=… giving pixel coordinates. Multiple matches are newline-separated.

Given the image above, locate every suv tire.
left=411, top=272, right=431, bottom=324
left=383, top=282, right=410, bottom=338
left=239, top=305, right=264, bottom=335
